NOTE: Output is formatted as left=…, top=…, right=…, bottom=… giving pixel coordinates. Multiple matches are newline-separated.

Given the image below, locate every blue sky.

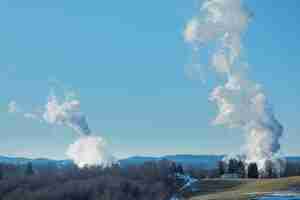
left=0, top=0, right=300, bottom=159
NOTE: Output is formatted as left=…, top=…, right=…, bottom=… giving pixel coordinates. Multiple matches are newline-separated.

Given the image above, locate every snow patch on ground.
left=176, top=173, right=199, bottom=192
left=253, top=192, right=300, bottom=200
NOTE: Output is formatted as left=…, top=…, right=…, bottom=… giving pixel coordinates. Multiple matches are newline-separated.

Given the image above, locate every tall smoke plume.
left=43, top=94, right=91, bottom=135
left=184, top=0, right=284, bottom=174
left=8, top=92, right=115, bottom=168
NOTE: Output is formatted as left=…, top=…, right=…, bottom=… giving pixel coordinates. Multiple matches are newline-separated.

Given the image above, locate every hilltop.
left=1, top=155, right=300, bottom=169
left=189, top=176, right=300, bottom=200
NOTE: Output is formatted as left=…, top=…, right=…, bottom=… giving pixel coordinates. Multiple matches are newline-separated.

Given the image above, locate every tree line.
left=0, top=160, right=189, bottom=200
left=217, top=158, right=298, bottom=179
left=1, top=158, right=300, bottom=200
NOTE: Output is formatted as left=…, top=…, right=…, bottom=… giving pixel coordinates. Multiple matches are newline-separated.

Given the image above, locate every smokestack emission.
left=8, top=101, right=18, bottom=113
left=66, top=135, right=116, bottom=168
left=8, top=91, right=116, bottom=168
left=184, top=0, right=285, bottom=175
left=43, top=94, right=91, bottom=135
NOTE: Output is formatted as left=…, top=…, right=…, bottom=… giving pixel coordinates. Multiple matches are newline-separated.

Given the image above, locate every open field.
left=189, top=176, right=300, bottom=200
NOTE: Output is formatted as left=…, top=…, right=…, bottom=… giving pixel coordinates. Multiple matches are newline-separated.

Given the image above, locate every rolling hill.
left=1, top=155, right=300, bottom=169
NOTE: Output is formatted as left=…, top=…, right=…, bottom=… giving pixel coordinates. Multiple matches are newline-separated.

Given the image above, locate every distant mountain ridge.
left=0, top=155, right=72, bottom=167
left=1, top=155, right=300, bottom=169
left=119, top=155, right=225, bottom=169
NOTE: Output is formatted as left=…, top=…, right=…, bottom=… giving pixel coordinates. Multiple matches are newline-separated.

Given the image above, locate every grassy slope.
left=189, top=176, right=300, bottom=200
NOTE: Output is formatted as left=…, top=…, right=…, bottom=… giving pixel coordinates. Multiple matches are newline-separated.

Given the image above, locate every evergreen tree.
left=0, top=164, right=3, bottom=180
left=228, top=159, right=238, bottom=174
left=121, top=181, right=131, bottom=196
left=218, top=161, right=225, bottom=176
left=264, top=160, right=274, bottom=178
left=237, top=160, right=246, bottom=178
left=169, top=162, right=177, bottom=174
left=132, top=186, right=140, bottom=199
left=248, top=163, right=259, bottom=178
left=176, top=164, right=184, bottom=175
left=25, top=162, right=34, bottom=176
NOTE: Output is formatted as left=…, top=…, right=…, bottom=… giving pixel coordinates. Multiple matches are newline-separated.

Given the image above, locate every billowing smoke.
left=8, top=100, right=41, bottom=120
left=43, top=94, right=91, bottom=135
left=8, top=101, right=18, bottom=113
left=184, top=0, right=284, bottom=175
left=66, top=136, right=115, bottom=168
left=8, top=92, right=115, bottom=168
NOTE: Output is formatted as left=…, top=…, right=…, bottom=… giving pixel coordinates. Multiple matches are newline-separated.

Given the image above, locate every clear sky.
left=0, top=0, right=299, bottom=160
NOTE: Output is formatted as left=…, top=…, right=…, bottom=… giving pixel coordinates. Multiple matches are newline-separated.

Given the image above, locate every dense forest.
left=1, top=158, right=300, bottom=200
left=0, top=159, right=197, bottom=200
left=218, top=158, right=300, bottom=179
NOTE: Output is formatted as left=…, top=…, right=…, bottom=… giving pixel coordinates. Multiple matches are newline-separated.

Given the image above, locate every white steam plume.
left=8, top=101, right=19, bottom=113
left=66, top=136, right=115, bottom=168
left=8, top=92, right=115, bottom=168
left=43, top=94, right=91, bottom=135
left=184, top=0, right=284, bottom=174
